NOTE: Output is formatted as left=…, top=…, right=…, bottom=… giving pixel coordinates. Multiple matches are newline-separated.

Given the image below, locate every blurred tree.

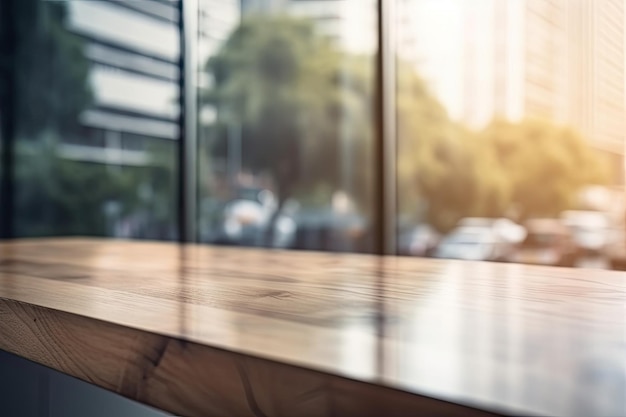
left=396, top=62, right=489, bottom=232
left=204, top=17, right=373, bottom=240
left=397, top=63, right=607, bottom=232
left=115, top=140, right=179, bottom=240
left=395, top=67, right=606, bottom=230
left=12, top=0, right=92, bottom=138
left=15, top=135, right=129, bottom=236
left=8, top=0, right=180, bottom=239
left=477, top=118, right=608, bottom=220
left=7, top=0, right=112, bottom=237
left=203, top=15, right=607, bottom=239
left=15, top=136, right=178, bottom=238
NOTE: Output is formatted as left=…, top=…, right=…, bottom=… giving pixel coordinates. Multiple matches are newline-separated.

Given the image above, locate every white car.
left=560, top=210, right=610, bottom=255
left=458, top=217, right=526, bottom=243
left=434, top=226, right=509, bottom=261
left=219, top=188, right=297, bottom=248
left=398, top=224, right=440, bottom=256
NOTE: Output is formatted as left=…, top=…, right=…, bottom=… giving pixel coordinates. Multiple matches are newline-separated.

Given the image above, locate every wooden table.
left=0, top=238, right=624, bottom=417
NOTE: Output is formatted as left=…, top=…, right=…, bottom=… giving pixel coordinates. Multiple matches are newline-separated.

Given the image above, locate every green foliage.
left=15, top=135, right=177, bottom=237
left=136, top=140, right=178, bottom=226
left=206, top=16, right=609, bottom=234
left=9, top=0, right=105, bottom=237
left=204, top=16, right=372, bottom=208
left=397, top=62, right=533, bottom=232
left=13, top=0, right=92, bottom=138
left=15, top=135, right=126, bottom=236
left=396, top=63, right=482, bottom=231
left=7, top=0, right=179, bottom=238
left=395, top=64, right=607, bottom=231
left=476, top=118, right=608, bottom=220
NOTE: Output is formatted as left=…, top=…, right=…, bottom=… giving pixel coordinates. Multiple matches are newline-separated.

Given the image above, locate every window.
left=6, top=0, right=180, bottom=239
left=195, top=0, right=377, bottom=252
left=1, top=0, right=625, bottom=271
left=394, top=0, right=625, bottom=269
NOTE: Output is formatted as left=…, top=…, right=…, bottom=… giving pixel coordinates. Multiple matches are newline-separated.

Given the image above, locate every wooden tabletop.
left=0, top=238, right=624, bottom=417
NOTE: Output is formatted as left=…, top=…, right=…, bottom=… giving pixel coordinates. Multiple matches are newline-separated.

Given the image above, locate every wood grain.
left=0, top=298, right=494, bottom=417
left=0, top=238, right=625, bottom=416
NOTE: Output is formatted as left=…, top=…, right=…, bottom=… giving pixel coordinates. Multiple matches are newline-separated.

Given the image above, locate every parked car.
left=214, top=187, right=297, bottom=248
left=293, top=209, right=368, bottom=252
left=560, top=210, right=611, bottom=256
left=609, top=228, right=626, bottom=270
left=511, top=219, right=578, bottom=267
left=458, top=217, right=527, bottom=244
left=398, top=224, right=440, bottom=257
left=434, top=225, right=510, bottom=261
left=608, top=211, right=626, bottom=270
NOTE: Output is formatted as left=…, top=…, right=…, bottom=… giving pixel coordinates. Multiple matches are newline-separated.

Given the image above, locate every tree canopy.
left=12, top=0, right=92, bottom=138
left=7, top=0, right=177, bottom=238
left=204, top=15, right=610, bottom=235
left=204, top=16, right=373, bottom=209
left=475, top=118, right=608, bottom=220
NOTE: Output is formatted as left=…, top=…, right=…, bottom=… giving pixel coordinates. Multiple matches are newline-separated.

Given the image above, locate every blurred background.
left=1, top=0, right=625, bottom=270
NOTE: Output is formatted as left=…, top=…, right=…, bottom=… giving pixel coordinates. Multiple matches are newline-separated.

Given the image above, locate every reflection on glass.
left=197, top=0, right=377, bottom=252
left=13, top=0, right=180, bottom=239
left=396, top=0, right=626, bottom=270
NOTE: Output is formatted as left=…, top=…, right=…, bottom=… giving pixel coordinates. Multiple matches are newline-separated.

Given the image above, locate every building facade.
left=63, top=0, right=180, bottom=167
left=406, top=0, right=625, bottom=183
left=459, top=0, right=569, bottom=128
left=566, top=0, right=625, bottom=157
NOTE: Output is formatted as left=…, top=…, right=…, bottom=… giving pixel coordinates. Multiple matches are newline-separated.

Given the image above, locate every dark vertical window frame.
left=0, top=0, right=16, bottom=239
left=374, top=0, right=397, bottom=255
left=374, top=0, right=397, bottom=380
left=177, top=0, right=199, bottom=243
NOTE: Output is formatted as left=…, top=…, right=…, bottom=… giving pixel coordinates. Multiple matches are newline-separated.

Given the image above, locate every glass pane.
left=12, top=0, right=180, bottom=239
left=396, top=0, right=625, bottom=269
left=197, top=0, right=377, bottom=252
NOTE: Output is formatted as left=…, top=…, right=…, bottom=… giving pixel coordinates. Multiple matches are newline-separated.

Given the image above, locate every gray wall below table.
left=0, top=350, right=170, bottom=417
